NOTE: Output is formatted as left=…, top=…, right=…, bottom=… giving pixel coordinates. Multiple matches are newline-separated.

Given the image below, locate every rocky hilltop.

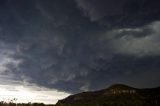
left=56, top=84, right=160, bottom=106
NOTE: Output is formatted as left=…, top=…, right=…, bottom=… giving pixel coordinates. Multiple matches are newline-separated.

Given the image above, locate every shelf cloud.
left=0, top=0, right=160, bottom=103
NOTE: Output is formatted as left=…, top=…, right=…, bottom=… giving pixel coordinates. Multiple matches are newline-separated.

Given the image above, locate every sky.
left=0, top=0, right=160, bottom=104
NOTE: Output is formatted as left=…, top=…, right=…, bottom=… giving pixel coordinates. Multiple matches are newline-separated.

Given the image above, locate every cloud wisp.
left=0, top=0, right=160, bottom=103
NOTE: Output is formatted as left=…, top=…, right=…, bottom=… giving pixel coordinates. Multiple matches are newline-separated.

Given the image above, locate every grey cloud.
left=75, top=0, right=160, bottom=27
left=119, top=69, right=160, bottom=88
left=0, top=0, right=160, bottom=94
left=75, top=0, right=126, bottom=21
left=104, top=21, right=160, bottom=56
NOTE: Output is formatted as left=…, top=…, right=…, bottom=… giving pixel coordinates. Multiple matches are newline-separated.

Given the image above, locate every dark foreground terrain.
left=0, top=102, right=54, bottom=106
left=56, top=84, right=160, bottom=106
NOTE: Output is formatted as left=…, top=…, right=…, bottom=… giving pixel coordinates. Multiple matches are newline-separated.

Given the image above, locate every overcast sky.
left=0, top=0, right=160, bottom=104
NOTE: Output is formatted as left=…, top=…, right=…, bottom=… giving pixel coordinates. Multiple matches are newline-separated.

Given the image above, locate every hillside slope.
left=56, top=84, right=160, bottom=106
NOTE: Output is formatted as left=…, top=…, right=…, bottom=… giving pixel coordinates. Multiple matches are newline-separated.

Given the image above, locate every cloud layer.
left=0, top=0, right=160, bottom=97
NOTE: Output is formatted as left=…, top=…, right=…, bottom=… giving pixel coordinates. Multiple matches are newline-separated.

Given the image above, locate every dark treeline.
left=55, top=97, right=160, bottom=106
left=0, top=102, right=54, bottom=106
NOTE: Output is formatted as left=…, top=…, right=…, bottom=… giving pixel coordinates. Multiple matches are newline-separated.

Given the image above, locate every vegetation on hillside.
left=0, top=100, right=54, bottom=106
left=55, top=84, right=160, bottom=106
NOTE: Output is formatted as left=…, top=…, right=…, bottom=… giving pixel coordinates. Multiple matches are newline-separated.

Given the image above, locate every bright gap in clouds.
left=0, top=46, right=70, bottom=104
left=0, top=84, right=70, bottom=104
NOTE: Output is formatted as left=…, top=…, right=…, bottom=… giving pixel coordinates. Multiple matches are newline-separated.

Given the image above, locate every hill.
left=55, top=84, right=160, bottom=106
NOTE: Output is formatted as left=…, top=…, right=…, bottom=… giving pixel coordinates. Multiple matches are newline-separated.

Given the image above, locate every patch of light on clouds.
left=0, top=43, right=20, bottom=73
left=0, top=55, right=21, bottom=73
left=0, top=84, right=70, bottom=104
left=0, top=42, right=70, bottom=104
left=103, top=21, right=160, bottom=56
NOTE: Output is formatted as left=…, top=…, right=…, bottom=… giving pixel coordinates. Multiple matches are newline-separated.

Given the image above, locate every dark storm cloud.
left=0, top=0, right=160, bottom=93
left=80, top=55, right=160, bottom=90
left=75, top=0, right=160, bottom=27
left=75, top=0, right=127, bottom=21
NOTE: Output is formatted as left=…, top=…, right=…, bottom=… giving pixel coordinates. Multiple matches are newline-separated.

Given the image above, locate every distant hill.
left=55, top=84, right=160, bottom=106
